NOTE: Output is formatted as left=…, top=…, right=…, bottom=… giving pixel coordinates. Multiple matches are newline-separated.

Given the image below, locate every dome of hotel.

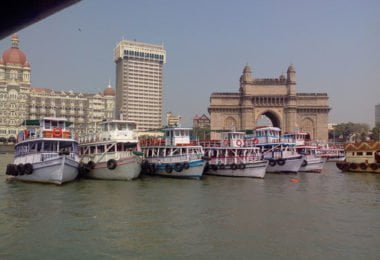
left=2, top=34, right=28, bottom=66
left=103, top=83, right=115, bottom=96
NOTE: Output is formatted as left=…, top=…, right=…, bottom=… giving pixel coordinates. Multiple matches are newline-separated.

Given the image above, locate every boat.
left=296, top=145, right=326, bottom=172
left=78, top=120, right=142, bottom=180
left=140, top=128, right=205, bottom=179
left=336, top=141, right=380, bottom=173
left=201, top=132, right=268, bottom=178
left=5, top=117, right=80, bottom=185
left=250, top=126, right=304, bottom=173
left=318, top=145, right=345, bottom=162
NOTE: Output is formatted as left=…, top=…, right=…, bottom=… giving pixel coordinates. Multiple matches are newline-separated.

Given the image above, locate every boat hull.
left=205, top=160, right=268, bottom=178
left=299, top=158, right=326, bottom=172
left=10, top=156, right=79, bottom=185
left=266, top=156, right=303, bottom=173
left=85, top=156, right=141, bottom=180
left=336, top=162, right=380, bottom=174
left=147, top=159, right=205, bottom=179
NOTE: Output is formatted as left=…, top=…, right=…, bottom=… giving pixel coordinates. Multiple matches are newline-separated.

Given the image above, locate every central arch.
left=255, top=110, right=281, bottom=129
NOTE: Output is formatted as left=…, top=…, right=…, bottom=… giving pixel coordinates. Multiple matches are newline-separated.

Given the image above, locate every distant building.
left=114, top=39, right=166, bottom=130
left=193, top=114, right=211, bottom=140
left=193, top=114, right=210, bottom=129
left=0, top=35, right=115, bottom=140
left=376, top=104, right=380, bottom=125
left=166, top=112, right=181, bottom=127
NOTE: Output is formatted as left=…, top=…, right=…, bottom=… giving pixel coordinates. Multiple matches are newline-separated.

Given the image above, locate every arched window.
left=301, top=118, right=314, bottom=140
left=225, top=117, right=237, bottom=130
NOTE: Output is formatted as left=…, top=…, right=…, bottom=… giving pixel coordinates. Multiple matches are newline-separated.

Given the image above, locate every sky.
left=1, top=0, right=379, bottom=127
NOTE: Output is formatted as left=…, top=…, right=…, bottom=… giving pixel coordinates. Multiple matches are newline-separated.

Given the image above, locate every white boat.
left=318, top=145, right=345, bottom=162
left=140, top=128, right=205, bottom=179
left=296, top=145, right=326, bottom=172
left=5, top=117, right=80, bottom=185
left=250, top=126, right=303, bottom=173
left=201, top=132, right=268, bottom=178
left=78, top=120, right=142, bottom=180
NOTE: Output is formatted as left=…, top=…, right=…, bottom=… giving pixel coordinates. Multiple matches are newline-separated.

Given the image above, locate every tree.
left=371, top=124, right=380, bottom=141
left=329, top=122, right=370, bottom=142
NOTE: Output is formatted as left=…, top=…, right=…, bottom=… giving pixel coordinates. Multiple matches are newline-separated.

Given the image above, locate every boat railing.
left=208, top=155, right=260, bottom=165
left=83, top=150, right=136, bottom=163
left=147, top=153, right=202, bottom=163
left=199, top=139, right=259, bottom=148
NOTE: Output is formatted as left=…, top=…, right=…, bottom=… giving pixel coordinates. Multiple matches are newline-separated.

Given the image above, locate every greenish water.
left=0, top=153, right=379, bottom=259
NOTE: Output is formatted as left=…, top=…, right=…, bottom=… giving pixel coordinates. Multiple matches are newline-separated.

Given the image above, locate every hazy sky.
left=1, top=0, right=379, bottom=127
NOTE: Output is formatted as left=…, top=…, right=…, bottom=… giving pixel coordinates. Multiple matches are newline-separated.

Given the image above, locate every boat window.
left=108, top=144, right=115, bottom=153
left=45, top=120, right=51, bottom=129
left=98, top=145, right=105, bottom=153
left=90, top=146, right=96, bottom=154
left=52, top=121, right=58, bottom=128
left=366, top=152, right=373, bottom=156
left=59, top=121, right=65, bottom=129
left=357, top=152, right=363, bottom=156
left=117, top=123, right=124, bottom=131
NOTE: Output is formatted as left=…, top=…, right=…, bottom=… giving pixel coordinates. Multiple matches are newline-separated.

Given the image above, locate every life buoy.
left=359, top=163, right=367, bottom=170
left=165, top=164, right=173, bottom=173
left=239, top=163, right=246, bottom=170
left=370, top=163, right=378, bottom=171
left=10, top=164, right=18, bottom=176
left=174, top=163, right=183, bottom=172
left=253, top=138, right=259, bottom=144
left=277, top=159, right=286, bottom=166
left=236, top=139, right=243, bottom=147
left=231, top=163, right=238, bottom=170
left=107, top=159, right=117, bottom=170
left=350, top=163, right=358, bottom=170
left=87, top=161, right=96, bottom=170
left=24, top=163, right=33, bottom=175
left=269, top=160, right=276, bottom=167
left=219, top=164, right=225, bottom=170
left=52, top=128, right=63, bottom=138
left=17, top=164, right=25, bottom=175
left=223, top=139, right=229, bottom=146
left=183, top=162, right=190, bottom=169
left=302, top=160, right=307, bottom=167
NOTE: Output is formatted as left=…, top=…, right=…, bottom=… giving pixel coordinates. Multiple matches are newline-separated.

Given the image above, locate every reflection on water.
left=0, top=154, right=379, bottom=259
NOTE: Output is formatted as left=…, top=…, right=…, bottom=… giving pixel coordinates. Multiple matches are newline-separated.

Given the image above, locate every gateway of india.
left=208, top=65, right=330, bottom=141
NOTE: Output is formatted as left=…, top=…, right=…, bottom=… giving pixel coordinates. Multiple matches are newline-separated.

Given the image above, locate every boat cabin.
left=79, top=120, right=138, bottom=143
left=221, top=132, right=246, bottom=147
left=296, top=146, right=318, bottom=156
left=253, top=126, right=281, bottom=144
left=164, top=128, right=192, bottom=146
left=345, top=142, right=380, bottom=164
left=17, top=117, right=73, bottom=142
left=282, top=132, right=310, bottom=146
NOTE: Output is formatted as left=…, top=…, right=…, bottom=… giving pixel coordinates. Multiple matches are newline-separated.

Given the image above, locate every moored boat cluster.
left=5, top=117, right=375, bottom=185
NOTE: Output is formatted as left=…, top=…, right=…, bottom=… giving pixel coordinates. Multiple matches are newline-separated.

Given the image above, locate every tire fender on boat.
left=269, top=160, right=276, bottom=167
left=17, top=164, right=25, bottom=176
left=350, top=163, right=358, bottom=170
left=239, top=163, right=246, bottom=170
left=277, top=159, right=286, bottom=166
left=219, top=164, right=226, bottom=170
left=183, top=162, right=190, bottom=170
left=174, top=163, right=183, bottom=172
left=370, top=163, right=378, bottom=171
left=24, top=163, right=33, bottom=175
left=165, top=164, right=173, bottom=173
left=107, top=159, right=117, bottom=170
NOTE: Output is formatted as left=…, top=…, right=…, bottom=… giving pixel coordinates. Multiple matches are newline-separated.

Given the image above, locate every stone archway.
left=256, top=110, right=281, bottom=129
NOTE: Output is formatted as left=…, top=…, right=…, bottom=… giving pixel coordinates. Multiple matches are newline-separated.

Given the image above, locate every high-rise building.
left=114, top=39, right=166, bottom=130
left=375, top=104, right=380, bottom=125
left=166, top=112, right=181, bottom=127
